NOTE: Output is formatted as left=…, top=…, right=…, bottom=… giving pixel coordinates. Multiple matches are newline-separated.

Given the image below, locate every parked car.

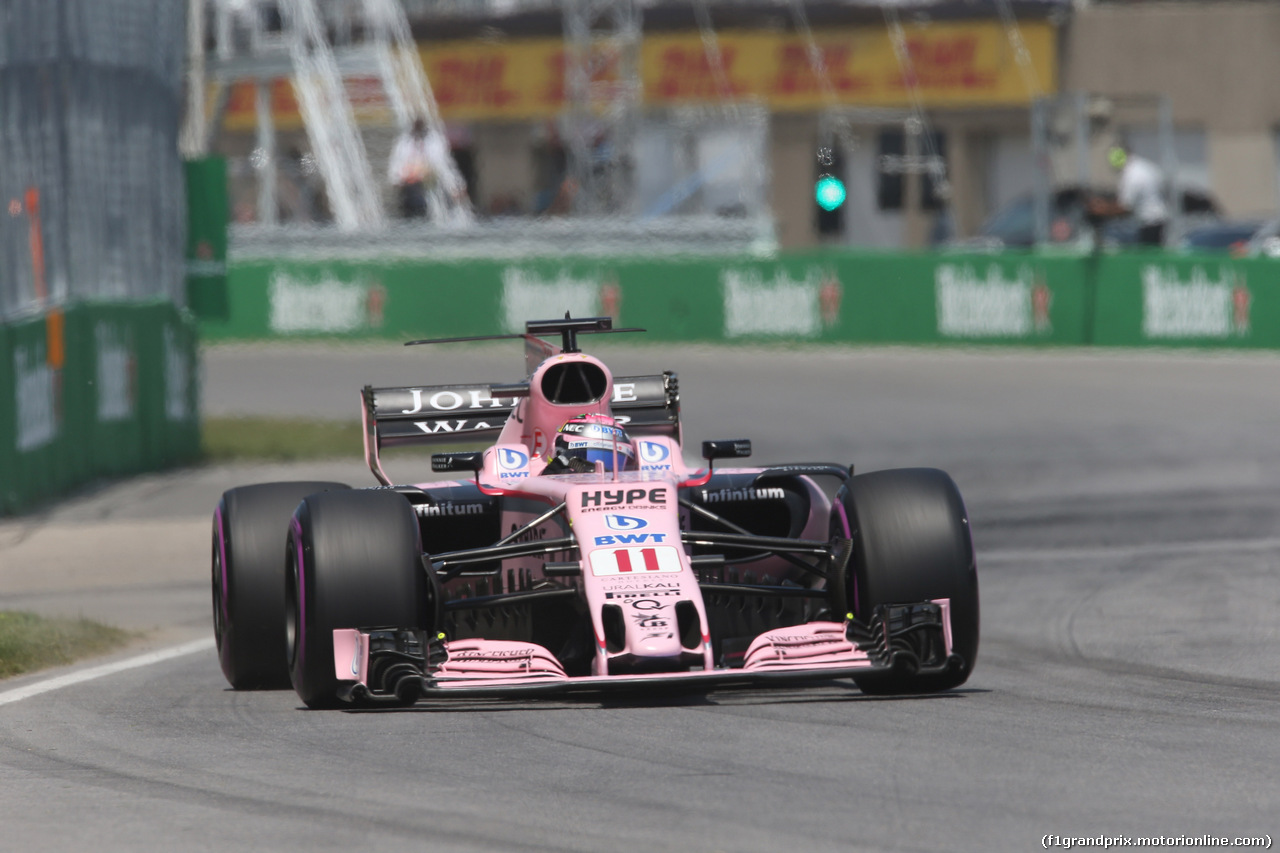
left=1176, top=220, right=1270, bottom=254
left=951, top=185, right=1219, bottom=250
left=950, top=186, right=1096, bottom=250
left=1242, top=219, right=1280, bottom=258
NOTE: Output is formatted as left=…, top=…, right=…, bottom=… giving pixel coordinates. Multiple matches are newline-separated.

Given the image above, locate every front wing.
left=331, top=601, right=962, bottom=703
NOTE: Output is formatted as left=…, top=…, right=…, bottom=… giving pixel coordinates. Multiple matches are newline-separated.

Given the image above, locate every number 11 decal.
left=588, top=546, right=682, bottom=576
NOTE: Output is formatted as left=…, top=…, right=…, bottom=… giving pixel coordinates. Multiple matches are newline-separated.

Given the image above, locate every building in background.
left=203, top=0, right=1280, bottom=251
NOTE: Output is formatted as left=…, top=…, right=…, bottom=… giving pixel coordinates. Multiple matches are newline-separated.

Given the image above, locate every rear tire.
left=832, top=468, right=979, bottom=694
left=287, top=489, right=429, bottom=709
left=212, top=481, right=350, bottom=689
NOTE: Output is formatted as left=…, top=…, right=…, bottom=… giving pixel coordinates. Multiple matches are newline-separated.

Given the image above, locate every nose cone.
left=632, top=630, right=683, bottom=658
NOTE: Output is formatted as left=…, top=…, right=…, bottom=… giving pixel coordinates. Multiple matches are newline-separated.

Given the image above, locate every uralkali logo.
left=1142, top=265, right=1250, bottom=339
left=935, top=263, right=1051, bottom=339
left=722, top=268, right=840, bottom=338
left=269, top=270, right=386, bottom=334
left=95, top=321, right=135, bottom=422
left=14, top=343, right=57, bottom=452
left=501, top=268, right=600, bottom=333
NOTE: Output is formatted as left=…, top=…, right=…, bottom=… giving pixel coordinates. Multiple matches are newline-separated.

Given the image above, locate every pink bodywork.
left=341, top=335, right=954, bottom=692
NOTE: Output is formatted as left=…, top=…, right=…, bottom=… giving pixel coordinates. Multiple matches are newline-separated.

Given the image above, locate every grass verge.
left=202, top=416, right=365, bottom=462
left=0, top=611, right=135, bottom=680
left=201, top=416, right=467, bottom=462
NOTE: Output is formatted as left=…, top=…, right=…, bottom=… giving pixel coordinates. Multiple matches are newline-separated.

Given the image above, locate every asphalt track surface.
left=2, top=341, right=1278, bottom=852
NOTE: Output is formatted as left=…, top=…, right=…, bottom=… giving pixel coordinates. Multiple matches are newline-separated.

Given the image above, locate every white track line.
left=0, top=637, right=215, bottom=707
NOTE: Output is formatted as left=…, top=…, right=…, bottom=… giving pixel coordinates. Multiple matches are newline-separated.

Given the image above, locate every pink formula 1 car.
left=212, top=317, right=978, bottom=708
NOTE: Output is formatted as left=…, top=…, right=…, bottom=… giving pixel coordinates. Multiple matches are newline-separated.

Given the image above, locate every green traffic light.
left=815, top=175, right=846, bottom=212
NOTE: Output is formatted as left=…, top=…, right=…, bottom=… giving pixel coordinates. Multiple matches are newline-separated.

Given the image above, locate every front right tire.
left=213, top=481, right=350, bottom=689
left=287, top=489, right=430, bottom=709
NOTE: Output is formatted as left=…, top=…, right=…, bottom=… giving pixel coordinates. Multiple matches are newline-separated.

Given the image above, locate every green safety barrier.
left=1091, top=253, right=1280, bottom=348
left=1, top=312, right=86, bottom=510
left=199, top=249, right=1279, bottom=348
left=0, top=322, right=12, bottom=508
left=0, top=302, right=201, bottom=516
left=185, top=157, right=230, bottom=321
left=200, top=251, right=1097, bottom=346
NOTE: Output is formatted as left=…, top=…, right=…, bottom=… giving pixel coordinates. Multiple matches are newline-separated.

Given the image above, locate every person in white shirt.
left=387, top=118, right=464, bottom=219
left=1089, top=143, right=1169, bottom=247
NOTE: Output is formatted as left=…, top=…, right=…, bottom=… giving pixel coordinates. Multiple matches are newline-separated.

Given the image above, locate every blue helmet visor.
left=567, top=446, right=633, bottom=472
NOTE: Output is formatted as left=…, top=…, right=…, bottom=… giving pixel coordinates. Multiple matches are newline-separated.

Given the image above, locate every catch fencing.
left=0, top=0, right=187, bottom=318
left=0, top=0, right=199, bottom=515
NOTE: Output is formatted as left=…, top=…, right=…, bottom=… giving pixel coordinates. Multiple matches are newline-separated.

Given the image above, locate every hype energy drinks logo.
left=13, top=342, right=58, bottom=452
left=268, top=269, right=387, bottom=333
left=721, top=268, right=842, bottom=338
left=500, top=267, right=601, bottom=333
left=1141, top=265, right=1250, bottom=339
left=935, top=263, right=1052, bottom=339
left=95, top=321, right=135, bottom=422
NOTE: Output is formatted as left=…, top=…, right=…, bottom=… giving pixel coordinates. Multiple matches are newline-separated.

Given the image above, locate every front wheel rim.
left=211, top=532, right=225, bottom=651
left=285, top=540, right=300, bottom=670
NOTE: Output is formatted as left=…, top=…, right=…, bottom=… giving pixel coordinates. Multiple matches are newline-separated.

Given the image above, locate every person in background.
left=1088, top=141, right=1169, bottom=247
left=387, top=117, right=463, bottom=219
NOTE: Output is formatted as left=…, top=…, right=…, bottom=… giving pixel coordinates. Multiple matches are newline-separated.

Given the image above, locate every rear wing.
left=362, top=372, right=680, bottom=485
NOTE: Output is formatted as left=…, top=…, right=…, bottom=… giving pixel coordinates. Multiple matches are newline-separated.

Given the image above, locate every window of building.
left=877, top=129, right=947, bottom=212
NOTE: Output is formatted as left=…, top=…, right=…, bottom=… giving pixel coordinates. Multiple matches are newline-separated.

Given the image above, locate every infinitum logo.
left=416, top=502, right=487, bottom=518
left=699, top=486, right=785, bottom=503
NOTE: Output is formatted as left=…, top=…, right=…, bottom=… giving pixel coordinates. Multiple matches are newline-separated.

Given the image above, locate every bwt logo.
left=604, top=515, right=648, bottom=531
left=595, top=533, right=668, bottom=546
left=497, top=448, right=529, bottom=470
left=638, top=441, right=670, bottom=464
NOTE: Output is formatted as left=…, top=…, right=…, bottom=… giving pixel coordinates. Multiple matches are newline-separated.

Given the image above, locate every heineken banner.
left=201, top=252, right=1095, bottom=346
left=199, top=251, right=1278, bottom=348
left=0, top=303, right=200, bottom=515
left=1092, top=255, right=1280, bottom=348
left=185, top=157, right=230, bottom=320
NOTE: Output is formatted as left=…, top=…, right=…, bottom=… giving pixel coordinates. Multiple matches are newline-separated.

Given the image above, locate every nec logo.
left=594, top=533, right=668, bottom=546
left=604, top=515, right=647, bottom=531
left=580, top=488, right=667, bottom=508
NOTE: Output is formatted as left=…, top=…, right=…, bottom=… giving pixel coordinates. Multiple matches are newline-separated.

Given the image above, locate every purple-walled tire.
left=213, top=481, right=350, bottom=689
left=286, top=489, right=428, bottom=709
left=834, top=468, right=979, bottom=694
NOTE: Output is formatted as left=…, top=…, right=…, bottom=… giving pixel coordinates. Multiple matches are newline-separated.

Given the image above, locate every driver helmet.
left=552, top=413, right=636, bottom=473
